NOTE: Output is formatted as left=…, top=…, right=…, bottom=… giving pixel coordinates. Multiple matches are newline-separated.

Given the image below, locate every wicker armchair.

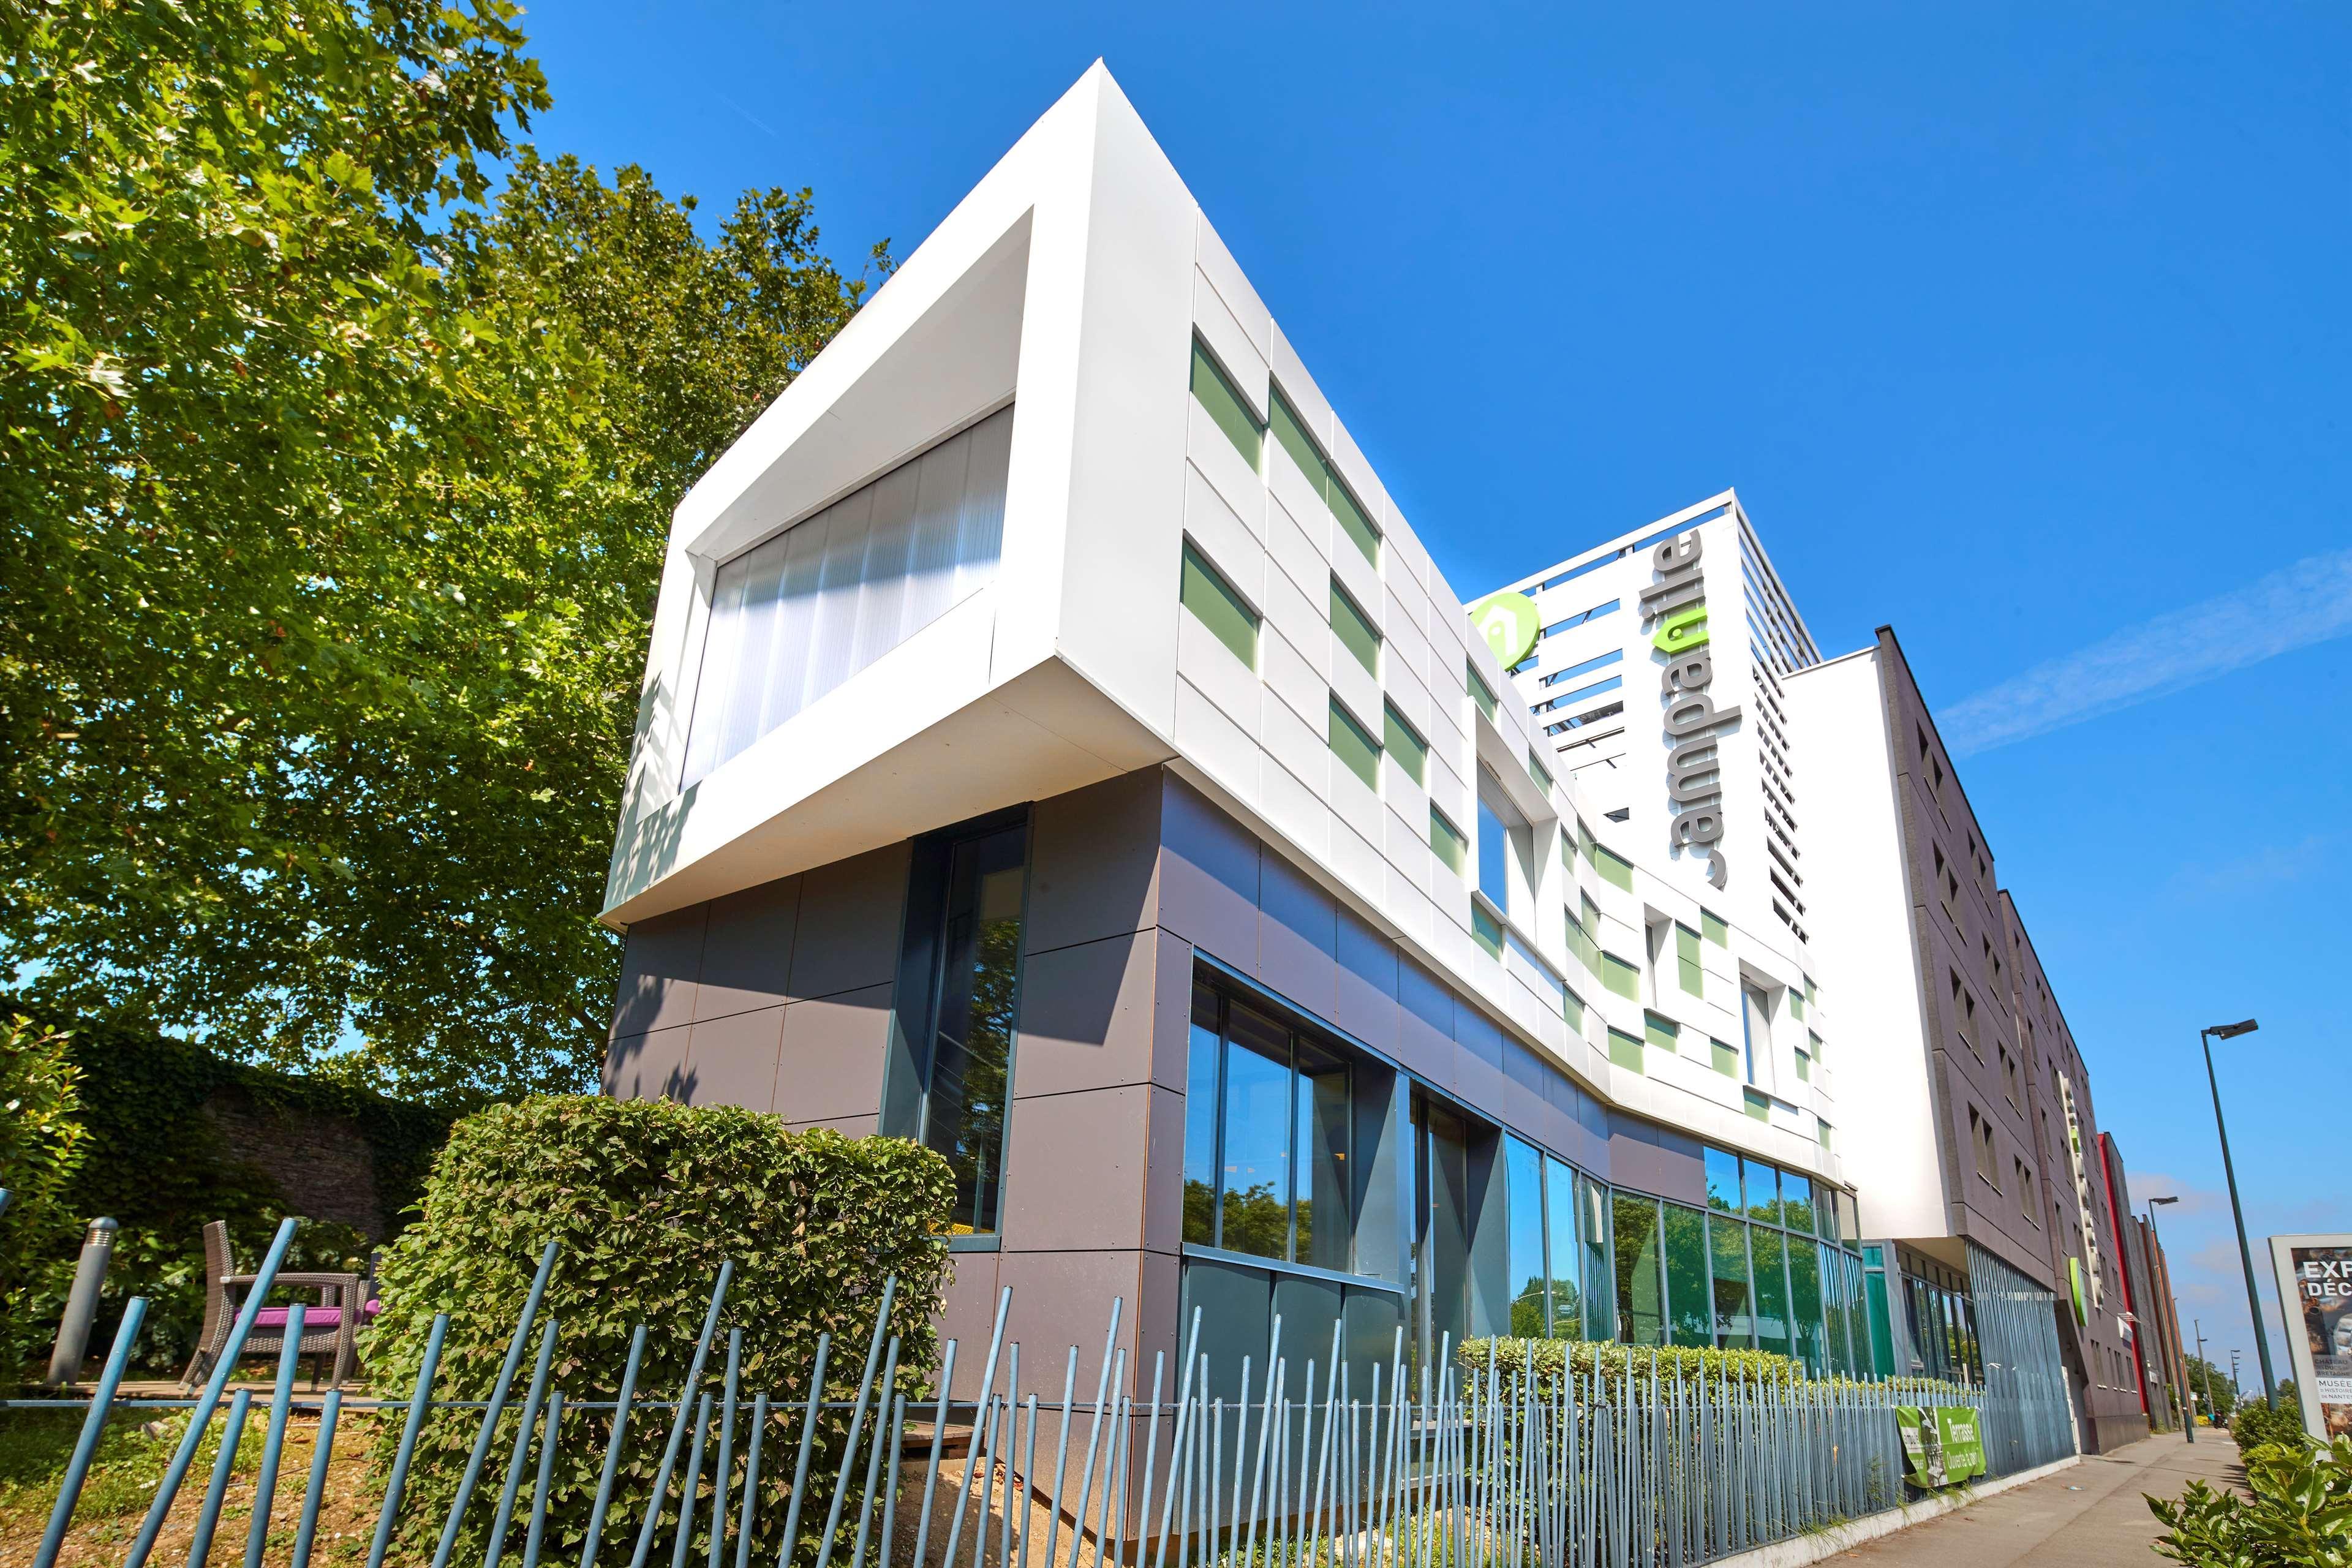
left=181, top=1220, right=369, bottom=1389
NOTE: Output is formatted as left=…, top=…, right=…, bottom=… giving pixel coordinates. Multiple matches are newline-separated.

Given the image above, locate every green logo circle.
left=1466, top=590, right=1540, bottom=668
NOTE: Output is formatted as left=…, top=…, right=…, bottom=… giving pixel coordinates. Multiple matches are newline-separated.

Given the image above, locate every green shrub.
left=0, top=1015, right=87, bottom=1382
left=363, top=1095, right=954, bottom=1565
left=2230, top=1392, right=2313, bottom=1452
left=2148, top=1434, right=2352, bottom=1566
left=1457, top=1335, right=1967, bottom=1395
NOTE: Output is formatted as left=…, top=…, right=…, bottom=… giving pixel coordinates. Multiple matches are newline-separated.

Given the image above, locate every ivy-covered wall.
left=6, top=1000, right=467, bottom=1373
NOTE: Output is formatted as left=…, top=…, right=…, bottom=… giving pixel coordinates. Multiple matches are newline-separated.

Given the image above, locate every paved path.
left=1830, top=1430, right=2242, bottom=1567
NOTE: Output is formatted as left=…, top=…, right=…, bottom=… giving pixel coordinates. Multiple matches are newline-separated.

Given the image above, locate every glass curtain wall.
left=1612, top=1192, right=1665, bottom=1345
left=1183, top=986, right=1355, bottom=1272
left=1896, top=1254, right=1986, bottom=1384
left=1505, top=1139, right=1549, bottom=1335
left=1545, top=1159, right=1582, bottom=1337
left=1182, top=967, right=1876, bottom=1374
left=1662, top=1204, right=1711, bottom=1348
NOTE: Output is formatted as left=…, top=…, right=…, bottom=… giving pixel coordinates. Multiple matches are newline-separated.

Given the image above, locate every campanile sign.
left=1642, top=529, right=1741, bottom=889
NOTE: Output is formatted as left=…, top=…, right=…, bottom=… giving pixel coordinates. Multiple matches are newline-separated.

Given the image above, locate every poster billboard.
left=2269, top=1233, right=2352, bottom=1442
left=1894, top=1405, right=1985, bottom=1487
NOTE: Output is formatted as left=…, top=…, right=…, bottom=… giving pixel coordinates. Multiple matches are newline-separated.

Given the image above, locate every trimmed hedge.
left=1458, top=1336, right=1965, bottom=1395
left=363, top=1095, right=954, bottom=1564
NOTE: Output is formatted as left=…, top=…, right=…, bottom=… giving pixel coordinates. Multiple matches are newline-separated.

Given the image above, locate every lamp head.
left=2205, top=1019, right=2258, bottom=1039
left=2150, top=1196, right=2180, bottom=1208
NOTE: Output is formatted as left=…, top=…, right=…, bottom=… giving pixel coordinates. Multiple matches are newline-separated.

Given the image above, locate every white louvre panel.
left=680, top=406, right=1014, bottom=785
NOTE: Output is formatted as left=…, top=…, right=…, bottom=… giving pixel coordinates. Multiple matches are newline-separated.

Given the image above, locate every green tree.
left=2, top=1, right=884, bottom=1099
left=2183, top=1354, right=2237, bottom=1424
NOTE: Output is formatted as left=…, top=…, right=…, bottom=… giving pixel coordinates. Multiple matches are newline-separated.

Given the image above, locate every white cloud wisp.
left=1939, top=544, right=2352, bottom=756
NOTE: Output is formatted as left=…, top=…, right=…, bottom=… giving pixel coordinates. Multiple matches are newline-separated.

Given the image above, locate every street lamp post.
left=2150, top=1196, right=2189, bottom=1443
left=2201, top=1019, right=2278, bottom=1409
left=2182, top=1325, right=2201, bottom=1438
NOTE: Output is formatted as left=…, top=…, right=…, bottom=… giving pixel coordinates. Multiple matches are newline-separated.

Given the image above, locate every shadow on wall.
left=607, top=776, right=698, bottom=914
left=603, top=1034, right=701, bottom=1106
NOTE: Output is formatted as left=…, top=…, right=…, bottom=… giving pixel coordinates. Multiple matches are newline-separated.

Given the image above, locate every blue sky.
left=519, top=2, right=2350, bottom=1391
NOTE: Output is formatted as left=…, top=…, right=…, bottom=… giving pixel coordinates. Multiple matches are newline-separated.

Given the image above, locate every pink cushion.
left=254, top=1300, right=382, bottom=1330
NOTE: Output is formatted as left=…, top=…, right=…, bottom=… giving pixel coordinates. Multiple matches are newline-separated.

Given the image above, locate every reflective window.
left=1185, top=987, right=1357, bottom=1272
left=1506, top=1138, right=1549, bottom=1336
left=1662, top=1202, right=1711, bottom=1348
left=1477, top=790, right=1510, bottom=914
left=1751, top=1227, right=1792, bottom=1359
left=1422, top=1100, right=1473, bottom=1354
left=1704, top=1147, right=1743, bottom=1213
left=1545, top=1158, right=1581, bottom=1339
left=1822, top=1248, right=1855, bottom=1377
left=1221, top=1006, right=1297, bottom=1259
left=1183, top=984, right=1221, bottom=1246
left=1578, top=1175, right=1613, bottom=1342
left=1779, top=1170, right=1815, bottom=1235
left=1787, top=1235, right=1824, bottom=1373
left=1294, top=1038, right=1352, bottom=1273
left=1740, top=982, right=1771, bottom=1085
left=1612, top=1191, right=1665, bottom=1346
left=1709, top=1214, right=1754, bottom=1349
left=921, top=824, right=1027, bottom=1235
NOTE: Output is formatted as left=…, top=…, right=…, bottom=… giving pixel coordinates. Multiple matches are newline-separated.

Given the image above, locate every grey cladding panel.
left=788, top=842, right=911, bottom=1000
left=695, top=875, right=801, bottom=1021
left=611, top=905, right=707, bottom=1039
left=1025, top=771, right=1164, bottom=956
left=1156, top=774, right=1259, bottom=974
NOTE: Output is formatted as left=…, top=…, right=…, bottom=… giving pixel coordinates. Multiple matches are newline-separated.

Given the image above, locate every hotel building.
left=596, top=66, right=2165, bottom=1468
left=598, top=66, right=1872, bottom=1408
left=1786, top=629, right=2159, bottom=1452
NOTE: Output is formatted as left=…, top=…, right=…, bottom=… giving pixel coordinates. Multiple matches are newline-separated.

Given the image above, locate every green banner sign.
left=1894, top=1405, right=1986, bottom=1487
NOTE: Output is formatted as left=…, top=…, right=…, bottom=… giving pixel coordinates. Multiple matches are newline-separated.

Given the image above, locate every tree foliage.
left=0, top=1014, right=87, bottom=1379
left=1, top=0, right=886, bottom=1099
left=2183, top=1354, right=2237, bottom=1425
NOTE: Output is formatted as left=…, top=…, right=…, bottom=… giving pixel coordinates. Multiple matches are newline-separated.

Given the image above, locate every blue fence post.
left=289, top=1388, right=343, bottom=1568
left=187, top=1387, right=256, bottom=1568
left=488, top=1318, right=563, bottom=1568
left=367, top=1313, right=450, bottom=1568
left=34, top=1294, right=146, bottom=1568
left=630, top=1262, right=736, bottom=1568
left=243, top=1301, right=307, bottom=1568
left=521, top=1390, right=566, bottom=1568
left=430, top=1240, right=562, bottom=1568
left=731, top=1393, right=769, bottom=1568
left=711, top=1329, right=742, bottom=1568
left=125, top=1215, right=300, bottom=1568
left=579, top=1324, right=649, bottom=1568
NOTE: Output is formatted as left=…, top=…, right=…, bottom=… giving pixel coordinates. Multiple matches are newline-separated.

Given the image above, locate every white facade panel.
left=605, top=61, right=1844, bottom=1202
left=1782, top=647, right=1949, bottom=1242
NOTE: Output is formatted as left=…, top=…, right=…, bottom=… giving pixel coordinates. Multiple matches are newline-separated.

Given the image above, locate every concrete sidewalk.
left=1829, top=1430, right=2242, bottom=1566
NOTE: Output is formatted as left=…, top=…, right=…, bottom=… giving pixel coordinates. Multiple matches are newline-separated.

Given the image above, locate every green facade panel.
left=1180, top=541, right=1259, bottom=668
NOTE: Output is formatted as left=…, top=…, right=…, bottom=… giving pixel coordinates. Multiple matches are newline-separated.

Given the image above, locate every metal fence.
left=23, top=1219, right=2025, bottom=1568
